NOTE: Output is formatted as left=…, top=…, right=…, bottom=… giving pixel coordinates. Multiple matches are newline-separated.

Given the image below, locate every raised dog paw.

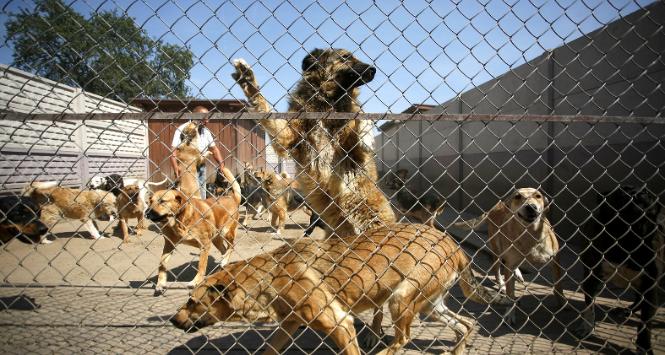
left=231, top=58, right=255, bottom=84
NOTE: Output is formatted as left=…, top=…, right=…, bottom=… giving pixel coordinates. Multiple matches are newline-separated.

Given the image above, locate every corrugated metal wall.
left=0, top=65, right=145, bottom=191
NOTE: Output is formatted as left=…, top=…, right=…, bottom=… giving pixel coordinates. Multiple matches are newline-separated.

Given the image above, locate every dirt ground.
left=0, top=209, right=663, bottom=354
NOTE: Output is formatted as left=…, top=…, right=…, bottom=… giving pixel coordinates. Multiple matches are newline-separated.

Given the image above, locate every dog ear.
left=302, top=48, right=324, bottom=72
left=542, top=193, right=551, bottom=212
left=174, top=191, right=185, bottom=205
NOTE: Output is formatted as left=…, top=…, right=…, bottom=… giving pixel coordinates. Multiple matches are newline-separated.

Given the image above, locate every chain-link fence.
left=1, top=1, right=664, bottom=354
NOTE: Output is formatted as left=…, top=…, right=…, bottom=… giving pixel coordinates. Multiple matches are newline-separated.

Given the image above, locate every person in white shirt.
left=169, top=106, right=225, bottom=199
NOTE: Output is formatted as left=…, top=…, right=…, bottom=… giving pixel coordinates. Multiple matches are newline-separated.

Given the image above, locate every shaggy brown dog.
left=146, top=167, right=241, bottom=296
left=116, top=184, right=146, bottom=243
left=171, top=223, right=511, bottom=355
left=454, top=188, right=563, bottom=324
left=232, top=49, right=395, bottom=238
left=24, top=184, right=117, bottom=240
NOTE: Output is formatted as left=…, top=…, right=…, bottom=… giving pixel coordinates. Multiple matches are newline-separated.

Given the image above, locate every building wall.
left=376, top=2, right=665, bottom=238
left=0, top=65, right=145, bottom=191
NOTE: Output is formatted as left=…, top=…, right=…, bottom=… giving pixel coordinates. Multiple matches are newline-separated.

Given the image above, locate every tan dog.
left=146, top=167, right=241, bottom=296
left=260, top=171, right=309, bottom=236
left=116, top=184, right=146, bottom=243
left=171, top=223, right=511, bottom=355
left=175, top=122, right=211, bottom=200
left=454, top=188, right=563, bottom=323
left=24, top=183, right=117, bottom=240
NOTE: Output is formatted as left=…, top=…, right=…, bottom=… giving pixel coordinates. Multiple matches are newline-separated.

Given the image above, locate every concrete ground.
left=0, top=209, right=663, bottom=354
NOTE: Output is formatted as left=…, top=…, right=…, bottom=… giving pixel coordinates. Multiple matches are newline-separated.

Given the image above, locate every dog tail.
left=453, top=213, right=489, bottom=230
left=22, top=181, right=58, bottom=196
left=220, top=167, right=242, bottom=205
left=457, top=252, right=512, bottom=306
left=145, top=178, right=169, bottom=187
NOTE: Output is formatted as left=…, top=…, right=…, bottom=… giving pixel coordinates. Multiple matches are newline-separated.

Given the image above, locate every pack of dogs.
left=0, top=48, right=662, bottom=354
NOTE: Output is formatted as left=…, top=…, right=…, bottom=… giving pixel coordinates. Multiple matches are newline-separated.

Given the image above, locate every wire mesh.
left=0, top=0, right=664, bottom=354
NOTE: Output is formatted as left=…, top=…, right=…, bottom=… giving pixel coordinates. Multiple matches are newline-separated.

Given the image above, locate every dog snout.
left=170, top=314, right=196, bottom=332
left=145, top=209, right=159, bottom=221
left=146, top=208, right=168, bottom=222
left=353, top=63, right=376, bottom=82
left=524, top=203, right=539, bottom=214
left=35, top=221, right=48, bottom=237
left=366, top=66, right=376, bottom=78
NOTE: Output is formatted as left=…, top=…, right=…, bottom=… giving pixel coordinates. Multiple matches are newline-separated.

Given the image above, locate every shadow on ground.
left=0, top=295, right=40, bottom=310
left=166, top=325, right=454, bottom=354
left=129, top=257, right=222, bottom=289
left=242, top=223, right=308, bottom=234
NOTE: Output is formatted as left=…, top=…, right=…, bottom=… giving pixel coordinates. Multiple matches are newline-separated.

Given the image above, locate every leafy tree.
left=6, top=0, right=193, bottom=101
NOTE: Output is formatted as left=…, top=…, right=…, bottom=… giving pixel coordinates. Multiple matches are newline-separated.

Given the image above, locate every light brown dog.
left=232, top=50, right=395, bottom=238
left=116, top=184, right=146, bottom=243
left=146, top=167, right=241, bottom=296
left=454, top=187, right=563, bottom=323
left=260, top=171, right=309, bottom=236
left=175, top=122, right=210, bottom=200
left=24, top=183, right=117, bottom=240
left=171, top=223, right=511, bottom=355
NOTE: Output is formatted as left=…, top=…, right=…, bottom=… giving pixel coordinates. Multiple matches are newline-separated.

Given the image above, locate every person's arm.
left=209, top=145, right=225, bottom=170
left=171, top=126, right=182, bottom=178
left=170, top=150, right=181, bottom=178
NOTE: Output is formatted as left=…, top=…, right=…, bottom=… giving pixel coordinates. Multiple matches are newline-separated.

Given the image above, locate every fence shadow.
left=472, top=295, right=640, bottom=354
left=0, top=295, right=40, bottom=310
left=128, top=256, right=222, bottom=289
left=166, top=325, right=453, bottom=354
left=241, top=223, right=308, bottom=234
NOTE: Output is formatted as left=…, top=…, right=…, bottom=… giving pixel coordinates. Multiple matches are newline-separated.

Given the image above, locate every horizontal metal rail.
left=1, top=112, right=663, bottom=124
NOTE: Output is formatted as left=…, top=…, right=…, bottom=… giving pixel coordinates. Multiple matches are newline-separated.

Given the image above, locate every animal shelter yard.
left=0, top=209, right=663, bottom=354
left=1, top=0, right=664, bottom=354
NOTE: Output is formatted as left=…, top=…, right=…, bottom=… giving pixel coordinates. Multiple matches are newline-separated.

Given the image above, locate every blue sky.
left=0, top=0, right=655, bottom=112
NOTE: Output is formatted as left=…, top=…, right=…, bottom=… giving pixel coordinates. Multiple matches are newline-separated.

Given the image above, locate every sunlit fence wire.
left=0, top=0, right=664, bottom=354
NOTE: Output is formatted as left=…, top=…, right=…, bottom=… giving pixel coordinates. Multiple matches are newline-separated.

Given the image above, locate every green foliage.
left=6, top=0, right=193, bottom=101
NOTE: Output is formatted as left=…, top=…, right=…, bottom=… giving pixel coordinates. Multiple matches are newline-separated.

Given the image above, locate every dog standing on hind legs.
left=233, top=50, right=399, bottom=346
left=232, top=50, right=396, bottom=238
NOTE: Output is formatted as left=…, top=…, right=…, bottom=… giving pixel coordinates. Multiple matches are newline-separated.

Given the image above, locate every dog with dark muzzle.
left=0, top=196, right=48, bottom=244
